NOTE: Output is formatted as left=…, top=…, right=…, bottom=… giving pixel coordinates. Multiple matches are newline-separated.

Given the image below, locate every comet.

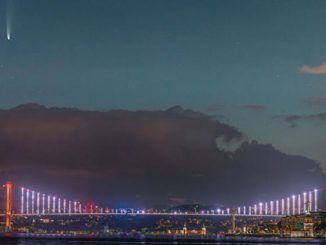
left=6, top=25, right=11, bottom=40
left=6, top=0, right=12, bottom=41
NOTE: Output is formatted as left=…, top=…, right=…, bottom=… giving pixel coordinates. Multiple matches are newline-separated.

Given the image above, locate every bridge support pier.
left=5, top=181, right=12, bottom=231
left=231, top=210, right=236, bottom=233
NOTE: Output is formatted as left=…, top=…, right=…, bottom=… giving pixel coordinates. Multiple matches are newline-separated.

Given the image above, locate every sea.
left=0, top=238, right=326, bottom=245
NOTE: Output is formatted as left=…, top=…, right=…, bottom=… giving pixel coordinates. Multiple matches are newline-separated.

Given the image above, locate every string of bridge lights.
left=18, top=186, right=319, bottom=216
left=20, top=187, right=101, bottom=215
left=208, top=189, right=318, bottom=216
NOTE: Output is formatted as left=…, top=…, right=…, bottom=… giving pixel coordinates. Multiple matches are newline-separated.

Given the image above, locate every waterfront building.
left=279, top=213, right=315, bottom=237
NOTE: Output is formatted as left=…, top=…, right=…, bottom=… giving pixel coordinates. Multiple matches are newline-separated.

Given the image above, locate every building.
left=279, top=213, right=316, bottom=237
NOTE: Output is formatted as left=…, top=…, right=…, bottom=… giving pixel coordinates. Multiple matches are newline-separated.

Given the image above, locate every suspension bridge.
left=0, top=181, right=324, bottom=231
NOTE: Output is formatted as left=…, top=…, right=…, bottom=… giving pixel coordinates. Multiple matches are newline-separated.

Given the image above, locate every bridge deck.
left=0, top=213, right=283, bottom=217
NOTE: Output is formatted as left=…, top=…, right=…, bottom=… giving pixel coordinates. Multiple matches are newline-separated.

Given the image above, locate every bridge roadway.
left=0, top=212, right=284, bottom=217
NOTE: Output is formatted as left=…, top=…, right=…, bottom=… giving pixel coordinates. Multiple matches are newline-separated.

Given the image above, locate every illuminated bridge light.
left=276, top=200, right=279, bottom=216
left=303, top=192, right=307, bottom=213
left=254, top=204, right=257, bottom=215
left=287, top=197, right=290, bottom=215
left=21, top=188, right=24, bottom=214
left=237, top=207, right=241, bottom=215
left=52, top=196, right=56, bottom=213
left=68, top=201, right=72, bottom=214
left=264, top=202, right=268, bottom=215
left=26, top=189, right=30, bottom=214
left=31, top=191, right=35, bottom=214
left=74, top=201, right=77, bottom=213
left=298, top=194, right=301, bottom=214
left=314, top=189, right=318, bottom=212
left=292, top=195, right=296, bottom=215
left=63, top=199, right=66, bottom=213
left=259, top=203, right=263, bottom=215
left=42, top=194, right=45, bottom=214
left=58, top=198, right=61, bottom=213
left=281, top=198, right=284, bottom=216
left=243, top=206, right=246, bottom=215
left=47, top=195, right=51, bottom=213
left=270, top=201, right=273, bottom=215
left=309, top=191, right=312, bottom=212
left=249, top=206, right=252, bottom=215
left=37, top=192, right=40, bottom=214
left=79, top=203, right=82, bottom=213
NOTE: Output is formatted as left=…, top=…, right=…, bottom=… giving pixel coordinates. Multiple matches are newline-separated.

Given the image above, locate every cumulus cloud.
left=299, top=63, right=326, bottom=74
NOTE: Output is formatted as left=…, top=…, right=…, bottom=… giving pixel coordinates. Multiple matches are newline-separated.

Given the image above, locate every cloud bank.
left=0, top=104, right=323, bottom=207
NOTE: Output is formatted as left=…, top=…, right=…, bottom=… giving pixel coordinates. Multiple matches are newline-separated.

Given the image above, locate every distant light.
left=314, top=189, right=318, bottom=212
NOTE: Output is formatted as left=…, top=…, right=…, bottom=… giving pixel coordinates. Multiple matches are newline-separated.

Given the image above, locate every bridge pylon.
left=4, top=181, right=13, bottom=231
left=231, top=209, right=236, bottom=233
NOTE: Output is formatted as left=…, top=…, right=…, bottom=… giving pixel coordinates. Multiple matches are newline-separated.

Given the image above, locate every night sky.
left=0, top=0, right=326, bottom=207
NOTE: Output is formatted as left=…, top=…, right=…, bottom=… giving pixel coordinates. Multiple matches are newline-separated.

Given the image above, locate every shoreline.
left=0, top=233, right=325, bottom=243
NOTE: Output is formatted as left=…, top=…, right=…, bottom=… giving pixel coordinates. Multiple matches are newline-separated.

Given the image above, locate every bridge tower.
left=5, top=181, right=13, bottom=231
left=231, top=210, right=236, bottom=233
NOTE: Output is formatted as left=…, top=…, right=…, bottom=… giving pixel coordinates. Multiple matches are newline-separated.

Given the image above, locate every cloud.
left=303, top=96, right=326, bottom=106
left=241, top=104, right=266, bottom=112
left=299, top=63, right=326, bottom=74
left=0, top=104, right=324, bottom=207
left=281, top=113, right=326, bottom=127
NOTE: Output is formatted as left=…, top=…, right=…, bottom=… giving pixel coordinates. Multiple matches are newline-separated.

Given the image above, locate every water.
left=0, top=238, right=326, bottom=245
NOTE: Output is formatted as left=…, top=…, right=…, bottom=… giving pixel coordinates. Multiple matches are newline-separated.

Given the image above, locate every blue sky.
left=0, top=0, right=326, bottom=169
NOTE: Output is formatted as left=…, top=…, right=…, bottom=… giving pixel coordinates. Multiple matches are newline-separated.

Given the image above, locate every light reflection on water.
left=0, top=237, right=326, bottom=245
left=1, top=240, right=326, bottom=245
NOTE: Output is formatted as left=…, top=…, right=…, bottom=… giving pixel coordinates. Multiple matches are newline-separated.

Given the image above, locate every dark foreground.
left=0, top=233, right=326, bottom=244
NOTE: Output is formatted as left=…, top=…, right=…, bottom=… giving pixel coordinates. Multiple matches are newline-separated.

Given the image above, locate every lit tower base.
left=231, top=209, right=236, bottom=233
left=5, top=181, right=13, bottom=231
